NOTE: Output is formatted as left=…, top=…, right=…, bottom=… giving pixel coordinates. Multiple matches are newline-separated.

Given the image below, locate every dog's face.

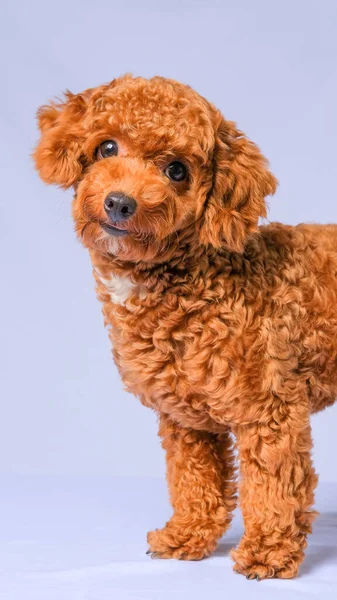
left=34, top=75, right=277, bottom=262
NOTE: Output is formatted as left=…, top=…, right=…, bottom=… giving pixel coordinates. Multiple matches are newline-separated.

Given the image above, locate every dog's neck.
left=89, top=224, right=255, bottom=295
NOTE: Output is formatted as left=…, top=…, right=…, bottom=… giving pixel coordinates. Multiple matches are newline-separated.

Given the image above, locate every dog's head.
left=34, top=75, right=277, bottom=262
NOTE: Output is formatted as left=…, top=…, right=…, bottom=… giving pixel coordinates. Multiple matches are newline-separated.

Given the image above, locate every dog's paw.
left=233, top=562, right=278, bottom=580
left=233, top=560, right=299, bottom=580
left=231, top=537, right=302, bottom=580
left=147, top=522, right=218, bottom=561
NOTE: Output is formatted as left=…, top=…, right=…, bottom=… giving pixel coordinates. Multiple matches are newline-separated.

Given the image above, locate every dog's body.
left=93, top=223, right=337, bottom=428
left=34, top=75, right=337, bottom=580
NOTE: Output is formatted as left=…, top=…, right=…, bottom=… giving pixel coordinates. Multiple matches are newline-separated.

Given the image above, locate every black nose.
left=104, top=192, right=137, bottom=222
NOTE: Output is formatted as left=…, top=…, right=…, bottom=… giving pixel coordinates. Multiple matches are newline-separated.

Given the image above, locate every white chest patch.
left=96, top=271, right=145, bottom=305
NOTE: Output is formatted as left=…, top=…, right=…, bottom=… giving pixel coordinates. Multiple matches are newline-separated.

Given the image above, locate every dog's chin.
left=100, top=222, right=130, bottom=237
left=79, top=220, right=175, bottom=263
left=81, top=222, right=141, bottom=260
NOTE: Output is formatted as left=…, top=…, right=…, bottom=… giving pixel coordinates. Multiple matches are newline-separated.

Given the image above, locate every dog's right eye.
left=96, top=140, right=118, bottom=159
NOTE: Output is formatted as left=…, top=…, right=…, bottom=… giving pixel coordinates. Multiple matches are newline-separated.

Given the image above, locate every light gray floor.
left=1, top=475, right=336, bottom=599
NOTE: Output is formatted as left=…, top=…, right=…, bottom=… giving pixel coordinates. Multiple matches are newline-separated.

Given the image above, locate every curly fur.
left=34, top=75, right=337, bottom=580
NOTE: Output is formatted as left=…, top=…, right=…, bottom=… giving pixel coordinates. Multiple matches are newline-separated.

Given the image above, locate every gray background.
left=1, top=0, right=336, bottom=481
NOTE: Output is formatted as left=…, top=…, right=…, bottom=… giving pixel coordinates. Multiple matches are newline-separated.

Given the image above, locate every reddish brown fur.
left=34, top=75, right=337, bottom=580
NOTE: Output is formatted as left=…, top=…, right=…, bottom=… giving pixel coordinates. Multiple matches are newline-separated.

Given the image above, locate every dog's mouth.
left=100, top=221, right=130, bottom=237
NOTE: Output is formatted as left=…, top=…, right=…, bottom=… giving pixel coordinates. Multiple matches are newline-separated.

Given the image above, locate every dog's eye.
left=164, top=161, right=187, bottom=182
left=96, top=140, right=118, bottom=159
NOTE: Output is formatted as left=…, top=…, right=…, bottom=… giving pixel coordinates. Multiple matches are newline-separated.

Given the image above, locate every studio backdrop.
left=1, top=0, right=337, bottom=482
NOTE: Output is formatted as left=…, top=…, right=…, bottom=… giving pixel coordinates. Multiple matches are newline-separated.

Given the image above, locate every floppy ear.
left=33, top=90, right=91, bottom=188
left=200, top=112, right=277, bottom=252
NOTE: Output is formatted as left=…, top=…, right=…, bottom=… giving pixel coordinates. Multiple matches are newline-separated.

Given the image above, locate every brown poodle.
left=34, top=75, right=337, bottom=580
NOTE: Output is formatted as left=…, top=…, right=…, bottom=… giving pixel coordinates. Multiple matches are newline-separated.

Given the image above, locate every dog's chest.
left=96, top=275, right=253, bottom=428
left=94, top=269, right=284, bottom=429
left=95, top=271, right=146, bottom=305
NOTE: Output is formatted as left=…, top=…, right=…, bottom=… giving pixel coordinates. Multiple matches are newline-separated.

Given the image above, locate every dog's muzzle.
left=104, top=192, right=137, bottom=222
left=101, top=192, right=137, bottom=237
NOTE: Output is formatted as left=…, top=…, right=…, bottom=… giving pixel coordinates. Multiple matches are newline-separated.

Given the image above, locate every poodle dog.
left=34, top=75, right=337, bottom=580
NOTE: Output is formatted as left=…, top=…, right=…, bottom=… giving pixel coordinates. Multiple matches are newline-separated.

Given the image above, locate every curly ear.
left=33, top=90, right=91, bottom=188
left=200, top=112, right=277, bottom=251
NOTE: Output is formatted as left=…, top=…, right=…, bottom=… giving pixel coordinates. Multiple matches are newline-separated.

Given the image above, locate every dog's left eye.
left=164, top=161, right=187, bottom=182
left=96, top=140, right=118, bottom=159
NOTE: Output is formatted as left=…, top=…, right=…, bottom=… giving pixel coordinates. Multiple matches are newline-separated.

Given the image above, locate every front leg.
left=147, top=415, right=237, bottom=560
left=232, top=403, right=318, bottom=580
